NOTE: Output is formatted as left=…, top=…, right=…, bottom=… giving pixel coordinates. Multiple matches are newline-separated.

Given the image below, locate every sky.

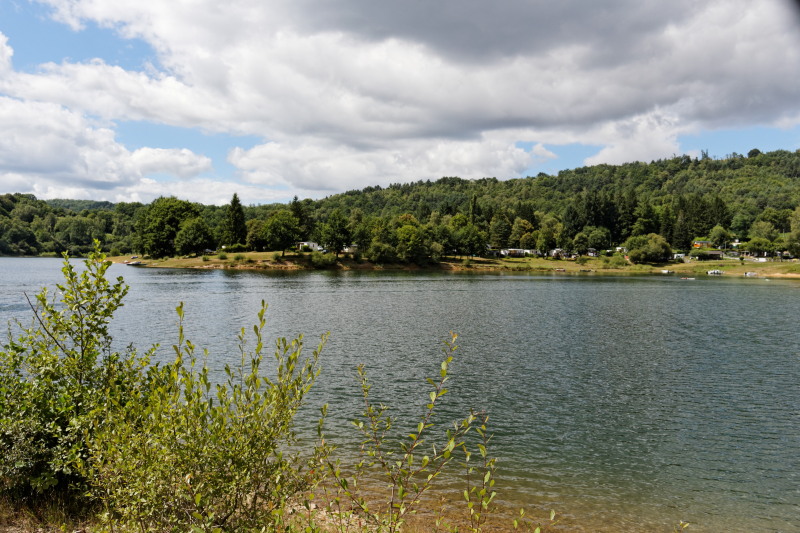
left=2, top=1, right=800, bottom=206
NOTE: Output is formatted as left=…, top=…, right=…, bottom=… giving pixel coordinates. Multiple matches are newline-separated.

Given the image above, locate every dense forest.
left=3, top=148, right=800, bottom=263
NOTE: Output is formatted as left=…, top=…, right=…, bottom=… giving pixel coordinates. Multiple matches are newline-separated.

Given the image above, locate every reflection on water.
left=1, top=259, right=799, bottom=532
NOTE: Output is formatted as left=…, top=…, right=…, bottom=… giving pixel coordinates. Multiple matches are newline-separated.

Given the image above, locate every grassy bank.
left=109, top=251, right=800, bottom=279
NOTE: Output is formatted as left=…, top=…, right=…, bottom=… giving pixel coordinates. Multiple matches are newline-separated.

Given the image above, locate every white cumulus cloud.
left=0, top=0, right=799, bottom=202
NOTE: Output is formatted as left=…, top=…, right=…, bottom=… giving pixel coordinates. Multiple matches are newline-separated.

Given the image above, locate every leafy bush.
left=217, top=252, right=228, bottom=260
left=233, top=253, right=246, bottom=261
left=366, top=242, right=398, bottom=264
left=1, top=243, right=563, bottom=532
left=326, top=334, right=482, bottom=532
left=0, top=244, right=153, bottom=497
left=225, top=243, right=248, bottom=253
left=601, top=254, right=628, bottom=269
left=201, top=255, right=210, bottom=261
left=310, top=251, right=337, bottom=269
left=89, top=303, right=328, bottom=531
left=1, top=244, right=329, bottom=532
left=624, top=233, right=673, bottom=264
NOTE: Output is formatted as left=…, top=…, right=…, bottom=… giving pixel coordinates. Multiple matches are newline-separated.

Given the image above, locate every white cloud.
left=0, top=32, right=12, bottom=74
left=119, top=177, right=288, bottom=206
left=583, top=111, right=683, bottom=166
left=0, top=95, right=214, bottom=200
left=130, top=148, right=211, bottom=179
left=1, top=0, right=799, bottom=201
left=229, top=135, right=532, bottom=195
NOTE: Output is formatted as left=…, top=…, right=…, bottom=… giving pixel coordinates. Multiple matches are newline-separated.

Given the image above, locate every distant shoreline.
left=107, top=252, right=800, bottom=279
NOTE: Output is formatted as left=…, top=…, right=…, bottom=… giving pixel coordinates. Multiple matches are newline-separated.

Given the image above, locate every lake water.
left=1, top=258, right=799, bottom=532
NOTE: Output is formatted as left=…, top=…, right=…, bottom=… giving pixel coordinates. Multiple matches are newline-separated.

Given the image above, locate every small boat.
left=680, top=277, right=695, bottom=280
left=706, top=269, right=723, bottom=275
left=127, top=261, right=146, bottom=266
left=555, top=268, right=566, bottom=272
left=661, top=269, right=674, bottom=274
left=744, top=272, right=758, bottom=277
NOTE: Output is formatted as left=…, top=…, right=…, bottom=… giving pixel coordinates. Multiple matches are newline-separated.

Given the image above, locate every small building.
left=297, top=241, right=323, bottom=251
left=501, top=248, right=526, bottom=258
left=693, top=240, right=712, bottom=248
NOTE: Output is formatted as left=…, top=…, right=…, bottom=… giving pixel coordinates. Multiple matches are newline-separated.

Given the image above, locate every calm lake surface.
left=1, top=258, right=799, bottom=532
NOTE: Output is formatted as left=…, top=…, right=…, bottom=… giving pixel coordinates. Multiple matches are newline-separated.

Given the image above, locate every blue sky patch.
left=679, top=125, right=800, bottom=160
left=0, top=1, right=156, bottom=72
left=114, top=120, right=262, bottom=179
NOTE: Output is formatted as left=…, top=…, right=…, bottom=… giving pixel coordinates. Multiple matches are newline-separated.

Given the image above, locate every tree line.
left=3, top=148, right=800, bottom=263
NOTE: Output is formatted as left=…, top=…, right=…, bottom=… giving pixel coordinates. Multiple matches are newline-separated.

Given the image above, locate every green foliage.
left=395, top=224, right=430, bottom=264
left=137, top=196, right=200, bottom=258
left=325, top=333, right=480, bottom=532
left=708, top=225, right=732, bottom=248
left=320, top=209, right=351, bottom=257
left=218, top=193, right=248, bottom=248
left=744, top=237, right=774, bottom=255
left=624, top=233, right=673, bottom=264
left=233, top=253, right=246, bottom=261
left=246, top=218, right=269, bottom=251
left=225, top=242, right=249, bottom=253
left=88, top=302, right=328, bottom=531
left=1, top=242, right=330, bottom=531
left=310, top=251, right=337, bottom=269
left=262, top=209, right=301, bottom=256
left=218, top=252, right=228, bottom=260
left=5, top=150, right=800, bottom=262
left=601, top=254, right=628, bottom=269
left=0, top=243, right=153, bottom=497
left=748, top=220, right=778, bottom=241
left=175, top=216, right=215, bottom=255
left=367, top=239, right=398, bottom=264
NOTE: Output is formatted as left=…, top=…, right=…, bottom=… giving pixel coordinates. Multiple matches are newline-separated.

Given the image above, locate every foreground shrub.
left=1, top=243, right=564, bottom=532
left=89, top=302, right=328, bottom=531
left=0, top=244, right=153, bottom=498
left=326, top=334, right=480, bottom=532
left=1, top=243, right=329, bottom=532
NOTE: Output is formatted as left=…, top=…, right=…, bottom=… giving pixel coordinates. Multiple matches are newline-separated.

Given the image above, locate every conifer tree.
left=219, top=193, right=247, bottom=247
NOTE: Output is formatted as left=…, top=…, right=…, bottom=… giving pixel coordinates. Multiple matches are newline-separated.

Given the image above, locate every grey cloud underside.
left=289, top=0, right=699, bottom=64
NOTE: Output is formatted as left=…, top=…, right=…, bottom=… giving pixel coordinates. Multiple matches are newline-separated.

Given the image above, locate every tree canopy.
left=3, top=149, right=800, bottom=262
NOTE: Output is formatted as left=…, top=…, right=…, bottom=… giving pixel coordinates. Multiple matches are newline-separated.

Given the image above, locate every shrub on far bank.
left=601, top=254, right=628, bottom=268
left=310, top=251, right=337, bottom=268
left=224, top=242, right=248, bottom=253
left=624, top=233, right=673, bottom=264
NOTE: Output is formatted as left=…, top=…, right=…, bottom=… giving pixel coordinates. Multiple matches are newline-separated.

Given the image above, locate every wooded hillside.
left=2, top=149, right=800, bottom=262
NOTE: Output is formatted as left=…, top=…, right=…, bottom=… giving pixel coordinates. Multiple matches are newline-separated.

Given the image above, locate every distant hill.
left=45, top=199, right=116, bottom=212
left=2, top=149, right=800, bottom=258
